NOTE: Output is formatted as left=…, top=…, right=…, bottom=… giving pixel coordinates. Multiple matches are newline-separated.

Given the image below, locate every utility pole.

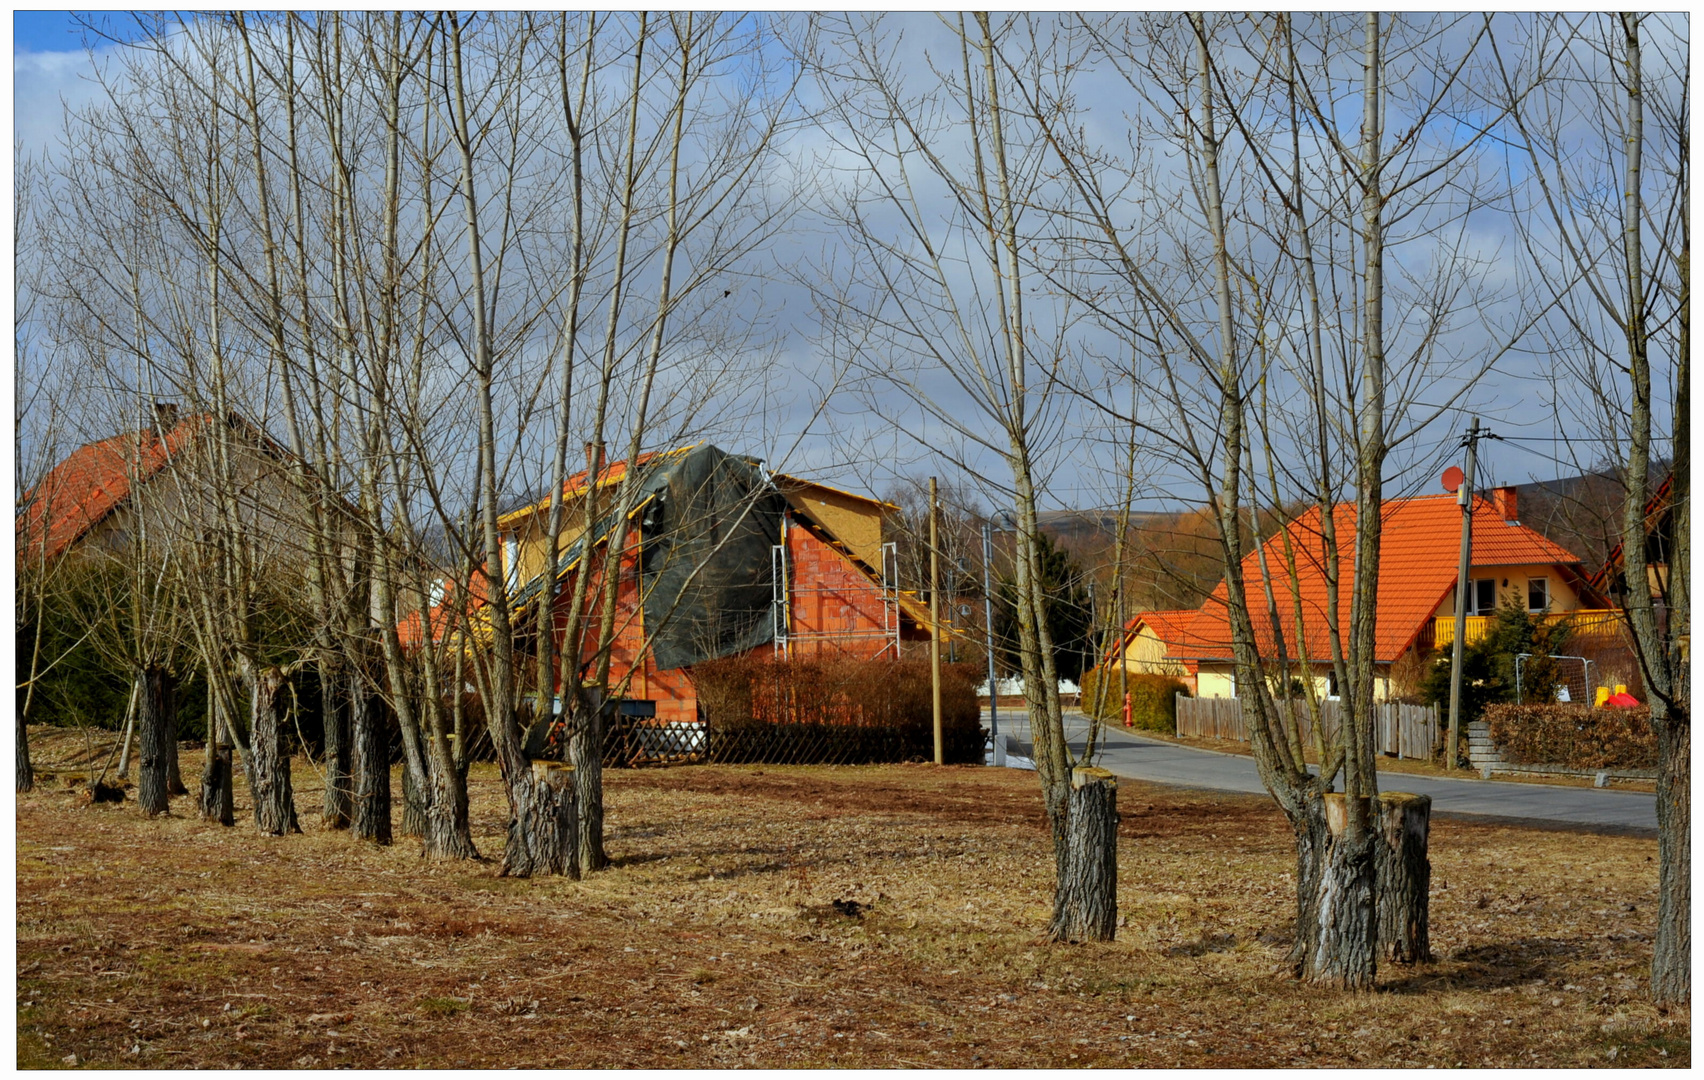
left=982, top=521, right=1002, bottom=766
left=929, top=477, right=943, bottom=765
left=1446, top=417, right=1482, bottom=770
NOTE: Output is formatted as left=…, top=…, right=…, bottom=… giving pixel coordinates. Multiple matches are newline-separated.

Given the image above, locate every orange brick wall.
left=549, top=513, right=907, bottom=724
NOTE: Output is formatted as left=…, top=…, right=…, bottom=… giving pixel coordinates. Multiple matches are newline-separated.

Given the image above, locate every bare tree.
left=1490, top=11, right=1689, bottom=1005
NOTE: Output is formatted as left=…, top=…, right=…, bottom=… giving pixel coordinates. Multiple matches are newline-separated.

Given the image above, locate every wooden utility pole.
left=1446, top=417, right=1480, bottom=770
left=930, top=476, right=943, bottom=765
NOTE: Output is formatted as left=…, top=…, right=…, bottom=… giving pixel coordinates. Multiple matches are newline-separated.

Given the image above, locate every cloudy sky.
left=11, top=11, right=1684, bottom=516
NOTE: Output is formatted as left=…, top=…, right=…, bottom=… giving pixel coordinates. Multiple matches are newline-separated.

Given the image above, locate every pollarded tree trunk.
left=422, top=751, right=479, bottom=861
left=1652, top=713, right=1689, bottom=1004
left=1288, top=793, right=1331, bottom=973
left=570, top=698, right=606, bottom=872
left=201, top=743, right=235, bottom=827
left=321, top=661, right=352, bottom=829
left=500, top=761, right=579, bottom=879
left=1376, top=792, right=1432, bottom=965
left=250, top=667, right=301, bottom=836
left=350, top=670, right=392, bottom=845
left=1048, top=767, right=1119, bottom=943
left=16, top=711, right=33, bottom=793
left=137, top=666, right=175, bottom=816
left=1297, top=793, right=1378, bottom=989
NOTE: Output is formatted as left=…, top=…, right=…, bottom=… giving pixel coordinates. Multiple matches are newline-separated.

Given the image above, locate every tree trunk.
left=500, top=761, right=579, bottom=879
left=164, top=694, right=188, bottom=796
left=1297, top=793, right=1378, bottom=989
left=116, top=706, right=135, bottom=781
left=570, top=697, right=606, bottom=872
left=1376, top=792, right=1432, bottom=965
left=200, top=743, right=235, bottom=827
left=422, top=752, right=479, bottom=860
left=1652, top=712, right=1689, bottom=1004
left=1287, top=793, right=1331, bottom=972
left=137, top=666, right=175, bottom=816
left=1048, top=767, right=1118, bottom=943
left=16, top=711, right=32, bottom=794
left=350, top=670, right=392, bottom=845
left=400, top=755, right=428, bottom=839
left=250, top=667, right=301, bottom=836
left=321, top=661, right=352, bottom=829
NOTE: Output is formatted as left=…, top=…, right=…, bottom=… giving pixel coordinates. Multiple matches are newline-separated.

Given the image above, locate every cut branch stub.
left=1048, top=766, right=1119, bottom=943
left=1375, top=791, right=1432, bottom=965
left=1299, top=793, right=1378, bottom=989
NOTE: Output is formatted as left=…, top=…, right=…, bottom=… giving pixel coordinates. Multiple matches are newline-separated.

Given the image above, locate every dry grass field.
left=16, top=726, right=1687, bottom=1068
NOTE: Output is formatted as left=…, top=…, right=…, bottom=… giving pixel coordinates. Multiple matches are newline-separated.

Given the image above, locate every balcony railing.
left=1433, top=608, right=1624, bottom=649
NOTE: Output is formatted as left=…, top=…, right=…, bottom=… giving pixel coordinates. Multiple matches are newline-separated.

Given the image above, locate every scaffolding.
left=772, top=513, right=901, bottom=659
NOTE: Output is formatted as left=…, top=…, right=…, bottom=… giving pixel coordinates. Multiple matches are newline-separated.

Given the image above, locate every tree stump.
left=501, top=762, right=579, bottom=878
left=1376, top=791, right=1432, bottom=964
left=200, top=744, right=235, bottom=826
left=351, top=672, right=391, bottom=845
left=1297, top=793, right=1378, bottom=989
left=250, top=668, right=301, bottom=836
left=1048, top=766, right=1118, bottom=943
left=137, top=666, right=175, bottom=816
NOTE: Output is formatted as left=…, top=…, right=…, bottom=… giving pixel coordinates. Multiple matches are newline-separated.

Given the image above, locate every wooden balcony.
left=1433, top=608, right=1624, bottom=649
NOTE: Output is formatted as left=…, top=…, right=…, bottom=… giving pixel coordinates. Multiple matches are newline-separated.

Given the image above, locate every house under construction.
left=479, top=444, right=939, bottom=726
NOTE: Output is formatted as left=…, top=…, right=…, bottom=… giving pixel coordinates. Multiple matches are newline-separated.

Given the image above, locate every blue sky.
left=15, top=11, right=89, bottom=53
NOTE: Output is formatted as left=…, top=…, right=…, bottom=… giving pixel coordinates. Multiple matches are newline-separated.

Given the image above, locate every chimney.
left=150, top=401, right=180, bottom=436
left=1492, top=486, right=1517, bottom=523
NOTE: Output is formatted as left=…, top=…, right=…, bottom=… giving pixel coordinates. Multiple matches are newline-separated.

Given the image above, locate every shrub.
left=1484, top=702, right=1657, bottom=770
left=688, top=654, right=983, bottom=765
left=1078, top=666, right=1188, bottom=734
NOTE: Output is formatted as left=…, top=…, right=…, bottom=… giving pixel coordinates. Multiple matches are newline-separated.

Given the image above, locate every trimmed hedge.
left=689, top=654, right=984, bottom=765
left=1484, top=703, right=1657, bottom=770
left=1078, top=666, right=1188, bottom=734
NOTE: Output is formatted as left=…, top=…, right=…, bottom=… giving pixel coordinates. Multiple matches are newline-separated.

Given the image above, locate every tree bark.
left=1652, top=713, right=1689, bottom=1003
left=1376, top=791, right=1432, bottom=965
left=250, top=667, right=301, bottom=836
left=1287, top=793, right=1330, bottom=972
left=137, top=665, right=175, bottom=816
left=350, top=668, right=392, bottom=845
left=1048, top=767, right=1118, bottom=943
left=570, top=695, right=607, bottom=871
left=1297, top=793, right=1378, bottom=989
left=400, top=753, right=428, bottom=839
left=321, top=660, right=352, bottom=829
left=16, top=711, right=32, bottom=794
left=501, top=761, right=579, bottom=879
left=164, top=692, right=188, bottom=796
left=200, top=743, right=235, bottom=827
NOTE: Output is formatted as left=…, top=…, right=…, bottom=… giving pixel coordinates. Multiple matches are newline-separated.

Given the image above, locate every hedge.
left=1078, top=666, right=1188, bottom=734
left=689, top=654, right=984, bottom=765
left=1484, top=702, right=1657, bottom=770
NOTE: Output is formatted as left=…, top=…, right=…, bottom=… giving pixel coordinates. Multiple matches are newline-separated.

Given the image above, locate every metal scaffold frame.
left=772, top=514, right=902, bottom=658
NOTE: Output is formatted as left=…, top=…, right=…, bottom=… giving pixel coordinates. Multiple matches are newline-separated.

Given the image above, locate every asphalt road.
left=987, top=709, right=1658, bottom=833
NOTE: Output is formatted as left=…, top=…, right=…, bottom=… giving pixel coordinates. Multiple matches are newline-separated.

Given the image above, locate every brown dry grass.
left=17, top=725, right=1687, bottom=1069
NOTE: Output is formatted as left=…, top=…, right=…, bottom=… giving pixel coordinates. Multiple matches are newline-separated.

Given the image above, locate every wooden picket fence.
left=1175, top=695, right=1439, bottom=760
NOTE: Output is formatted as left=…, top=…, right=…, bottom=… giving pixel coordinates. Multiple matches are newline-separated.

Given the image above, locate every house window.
left=1527, top=577, right=1549, bottom=613
left=1472, top=578, right=1496, bottom=615
left=504, top=535, right=519, bottom=590
left=1326, top=670, right=1340, bottom=700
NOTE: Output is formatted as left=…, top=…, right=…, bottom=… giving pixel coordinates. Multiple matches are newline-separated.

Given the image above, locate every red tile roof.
left=1176, top=493, right=1587, bottom=665
left=17, top=417, right=208, bottom=563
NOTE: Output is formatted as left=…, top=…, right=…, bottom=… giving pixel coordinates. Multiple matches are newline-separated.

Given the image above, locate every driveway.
left=987, top=710, right=1658, bottom=833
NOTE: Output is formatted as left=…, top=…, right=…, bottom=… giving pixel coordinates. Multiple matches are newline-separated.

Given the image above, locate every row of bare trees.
left=797, top=11, right=1686, bottom=999
left=15, top=11, right=1685, bottom=1003
left=20, top=12, right=804, bottom=877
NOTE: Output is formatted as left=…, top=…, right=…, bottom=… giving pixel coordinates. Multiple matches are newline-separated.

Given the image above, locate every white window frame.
left=1527, top=576, right=1549, bottom=613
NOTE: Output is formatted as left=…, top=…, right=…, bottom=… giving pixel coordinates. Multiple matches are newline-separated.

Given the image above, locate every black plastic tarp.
left=637, top=445, right=785, bottom=670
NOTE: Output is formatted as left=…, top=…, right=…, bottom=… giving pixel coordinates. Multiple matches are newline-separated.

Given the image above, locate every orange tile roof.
left=1176, top=493, right=1587, bottom=665
left=17, top=417, right=209, bottom=563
